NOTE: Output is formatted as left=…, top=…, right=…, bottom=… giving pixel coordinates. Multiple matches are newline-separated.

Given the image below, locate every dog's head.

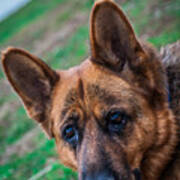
left=1, top=0, right=177, bottom=179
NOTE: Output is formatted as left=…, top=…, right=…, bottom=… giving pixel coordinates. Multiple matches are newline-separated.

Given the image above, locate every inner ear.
left=90, top=0, right=144, bottom=72
left=3, top=49, right=57, bottom=103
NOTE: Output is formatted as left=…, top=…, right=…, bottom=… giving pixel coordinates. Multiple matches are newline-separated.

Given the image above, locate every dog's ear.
left=90, top=0, right=145, bottom=72
left=90, top=0, right=167, bottom=107
left=1, top=48, right=59, bottom=138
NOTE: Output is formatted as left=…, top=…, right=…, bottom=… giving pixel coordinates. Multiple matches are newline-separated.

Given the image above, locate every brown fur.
left=1, top=0, right=179, bottom=179
left=159, top=41, right=180, bottom=179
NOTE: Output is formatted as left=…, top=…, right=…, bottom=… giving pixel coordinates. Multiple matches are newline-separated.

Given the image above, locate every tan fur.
left=1, top=0, right=179, bottom=179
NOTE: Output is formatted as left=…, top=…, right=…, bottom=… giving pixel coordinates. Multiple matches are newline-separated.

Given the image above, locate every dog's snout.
left=80, top=168, right=133, bottom=180
left=81, top=170, right=115, bottom=180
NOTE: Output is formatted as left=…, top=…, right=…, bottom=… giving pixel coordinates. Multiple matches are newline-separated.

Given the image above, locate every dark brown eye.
left=106, top=110, right=130, bottom=133
left=62, top=125, right=78, bottom=147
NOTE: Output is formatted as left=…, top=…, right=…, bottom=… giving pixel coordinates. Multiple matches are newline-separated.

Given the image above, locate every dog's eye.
left=62, top=125, right=78, bottom=147
left=106, top=110, right=130, bottom=133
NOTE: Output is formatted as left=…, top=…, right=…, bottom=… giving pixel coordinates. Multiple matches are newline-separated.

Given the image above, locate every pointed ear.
left=1, top=48, right=59, bottom=138
left=90, top=0, right=145, bottom=72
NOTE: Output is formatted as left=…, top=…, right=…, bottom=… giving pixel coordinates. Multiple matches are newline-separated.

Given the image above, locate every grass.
left=123, top=0, right=148, bottom=35
left=148, top=26, right=180, bottom=48
left=0, top=106, right=36, bottom=157
left=0, top=0, right=66, bottom=44
left=0, top=0, right=179, bottom=179
left=47, top=26, right=89, bottom=69
left=5, top=107, right=35, bottom=145
left=38, top=163, right=78, bottom=180
left=123, top=0, right=180, bottom=48
left=0, top=139, right=77, bottom=180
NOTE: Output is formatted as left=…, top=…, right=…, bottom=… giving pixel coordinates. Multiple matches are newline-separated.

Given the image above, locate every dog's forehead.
left=51, top=59, right=132, bottom=123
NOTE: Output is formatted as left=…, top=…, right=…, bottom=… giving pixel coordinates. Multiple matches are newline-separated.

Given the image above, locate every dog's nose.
left=133, top=168, right=141, bottom=180
left=81, top=170, right=132, bottom=180
left=82, top=170, right=115, bottom=180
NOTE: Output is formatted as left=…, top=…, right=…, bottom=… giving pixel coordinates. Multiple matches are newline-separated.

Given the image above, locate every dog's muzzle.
left=79, top=168, right=137, bottom=180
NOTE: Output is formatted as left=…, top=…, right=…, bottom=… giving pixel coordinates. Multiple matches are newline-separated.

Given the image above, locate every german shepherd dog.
left=1, top=0, right=180, bottom=179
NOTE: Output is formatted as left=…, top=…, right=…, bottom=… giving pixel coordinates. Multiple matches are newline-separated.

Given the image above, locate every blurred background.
left=0, top=0, right=179, bottom=179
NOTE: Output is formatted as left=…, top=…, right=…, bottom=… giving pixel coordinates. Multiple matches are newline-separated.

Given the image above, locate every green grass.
left=55, top=0, right=93, bottom=27
left=123, top=0, right=148, bottom=35
left=47, top=26, right=89, bottom=69
left=39, top=163, right=78, bottom=180
left=0, top=139, right=77, bottom=180
left=0, top=106, right=36, bottom=157
left=0, top=70, right=3, bottom=79
left=0, top=0, right=65, bottom=44
left=6, top=107, right=35, bottom=145
left=148, top=26, right=180, bottom=48
left=123, top=0, right=180, bottom=48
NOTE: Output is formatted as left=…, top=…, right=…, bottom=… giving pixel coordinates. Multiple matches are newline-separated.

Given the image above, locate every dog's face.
left=51, top=60, right=157, bottom=180
left=2, top=0, right=176, bottom=180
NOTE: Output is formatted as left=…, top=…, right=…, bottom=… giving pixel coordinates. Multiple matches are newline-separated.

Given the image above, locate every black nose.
left=133, top=169, right=141, bottom=180
left=81, top=170, right=115, bottom=180
left=80, top=169, right=133, bottom=180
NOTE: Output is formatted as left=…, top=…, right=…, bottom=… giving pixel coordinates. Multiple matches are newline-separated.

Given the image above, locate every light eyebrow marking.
left=61, top=89, right=78, bottom=120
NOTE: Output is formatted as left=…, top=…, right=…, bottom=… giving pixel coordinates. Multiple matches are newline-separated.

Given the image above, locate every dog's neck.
left=160, top=41, right=180, bottom=179
left=161, top=41, right=180, bottom=124
left=139, top=41, right=180, bottom=180
left=161, top=41, right=180, bottom=143
left=141, top=107, right=178, bottom=180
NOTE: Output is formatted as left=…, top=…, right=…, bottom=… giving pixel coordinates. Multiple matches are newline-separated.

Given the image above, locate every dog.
left=1, top=0, right=179, bottom=179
